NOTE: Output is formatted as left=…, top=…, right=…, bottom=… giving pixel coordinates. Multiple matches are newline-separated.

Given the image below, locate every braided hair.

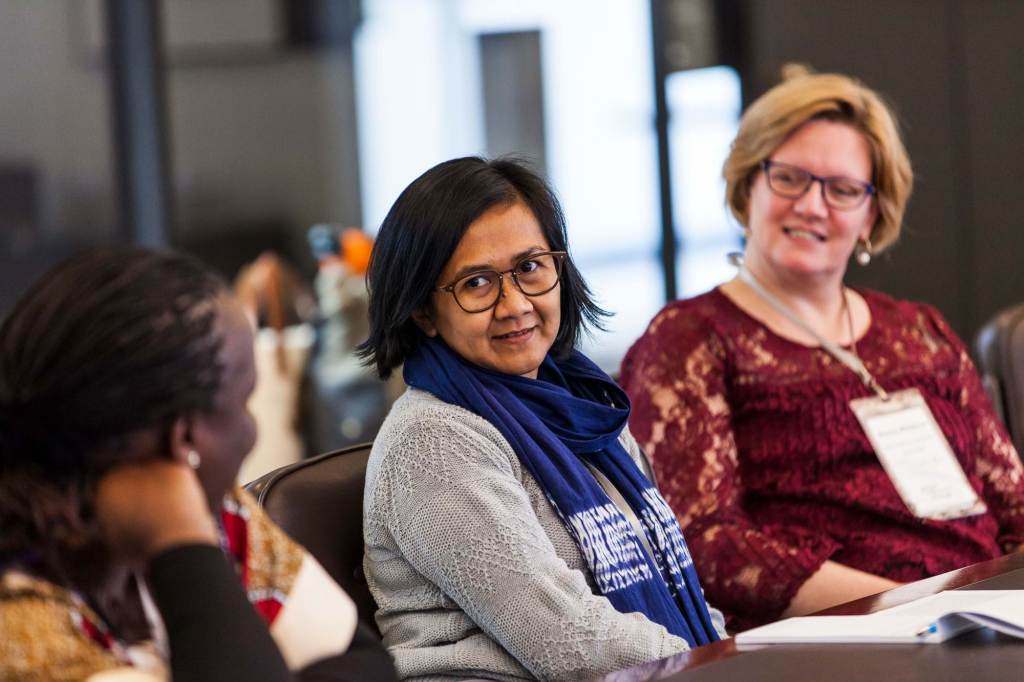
left=0, top=247, right=228, bottom=583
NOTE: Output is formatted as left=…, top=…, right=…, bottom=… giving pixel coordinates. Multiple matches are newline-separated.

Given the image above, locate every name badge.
left=849, top=388, right=986, bottom=520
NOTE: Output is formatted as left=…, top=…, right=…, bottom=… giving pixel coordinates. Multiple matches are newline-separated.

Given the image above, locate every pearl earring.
left=855, top=238, right=872, bottom=266
left=186, top=449, right=201, bottom=469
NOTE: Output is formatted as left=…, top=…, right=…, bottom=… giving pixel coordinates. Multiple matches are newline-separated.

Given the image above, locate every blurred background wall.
left=2, top=0, right=1021, bottom=370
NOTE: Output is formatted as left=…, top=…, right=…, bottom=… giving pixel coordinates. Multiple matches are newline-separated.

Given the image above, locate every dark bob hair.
left=357, top=156, right=607, bottom=379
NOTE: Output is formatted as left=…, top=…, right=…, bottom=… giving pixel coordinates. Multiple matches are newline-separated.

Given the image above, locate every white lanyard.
left=728, top=252, right=888, bottom=400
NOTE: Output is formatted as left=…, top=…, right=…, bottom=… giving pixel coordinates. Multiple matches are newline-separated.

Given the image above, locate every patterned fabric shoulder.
left=227, top=487, right=360, bottom=670
left=0, top=570, right=132, bottom=681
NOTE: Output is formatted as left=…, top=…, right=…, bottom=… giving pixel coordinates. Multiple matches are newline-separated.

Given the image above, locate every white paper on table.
left=735, top=590, right=1024, bottom=645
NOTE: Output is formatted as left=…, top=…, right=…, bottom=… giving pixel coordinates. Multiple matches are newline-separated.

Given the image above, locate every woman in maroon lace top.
left=621, top=67, right=1024, bottom=632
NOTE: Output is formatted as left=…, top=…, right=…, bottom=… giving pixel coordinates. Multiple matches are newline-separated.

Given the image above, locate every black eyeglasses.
left=761, top=160, right=875, bottom=211
left=435, top=251, right=567, bottom=313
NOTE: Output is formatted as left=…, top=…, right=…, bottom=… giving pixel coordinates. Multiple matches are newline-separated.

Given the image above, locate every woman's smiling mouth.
left=493, top=326, right=536, bottom=343
left=783, top=226, right=826, bottom=242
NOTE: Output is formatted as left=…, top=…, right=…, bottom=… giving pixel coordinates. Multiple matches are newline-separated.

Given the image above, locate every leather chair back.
left=975, top=303, right=1024, bottom=457
left=245, top=442, right=379, bottom=634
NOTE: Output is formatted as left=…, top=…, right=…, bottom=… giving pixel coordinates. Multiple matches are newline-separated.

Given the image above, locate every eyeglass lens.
left=452, top=253, right=562, bottom=312
left=765, top=163, right=869, bottom=209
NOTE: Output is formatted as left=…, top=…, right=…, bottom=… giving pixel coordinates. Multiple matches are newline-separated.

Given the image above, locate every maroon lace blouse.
left=621, top=287, right=1024, bottom=631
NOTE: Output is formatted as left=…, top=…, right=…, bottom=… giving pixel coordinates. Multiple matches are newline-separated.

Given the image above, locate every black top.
left=148, top=544, right=397, bottom=682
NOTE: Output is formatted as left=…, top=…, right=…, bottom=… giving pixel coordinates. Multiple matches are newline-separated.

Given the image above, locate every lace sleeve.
left=621, top=305, right=838, bottom=628
left=920, top=306, right=1024, bottom=550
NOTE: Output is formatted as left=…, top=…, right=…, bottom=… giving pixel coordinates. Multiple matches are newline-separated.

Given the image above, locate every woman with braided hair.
left=0, top=247, right=396, bottom=681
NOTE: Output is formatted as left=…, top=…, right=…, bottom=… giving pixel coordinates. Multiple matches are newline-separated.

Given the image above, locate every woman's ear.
left=166, top=416, right=196, bottom=465
left=411, top=308, right=438, bottom=338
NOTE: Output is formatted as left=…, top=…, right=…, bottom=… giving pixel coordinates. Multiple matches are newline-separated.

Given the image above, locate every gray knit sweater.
left=363, top=388, right=726, bottom=681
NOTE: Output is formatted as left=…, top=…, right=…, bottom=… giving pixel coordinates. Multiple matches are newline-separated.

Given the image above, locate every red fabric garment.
left=621, top=287, right=1024, bottom=632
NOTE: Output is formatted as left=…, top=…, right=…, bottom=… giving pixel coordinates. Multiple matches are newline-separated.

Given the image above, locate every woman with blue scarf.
left=359, top=157, right=725, bottom=680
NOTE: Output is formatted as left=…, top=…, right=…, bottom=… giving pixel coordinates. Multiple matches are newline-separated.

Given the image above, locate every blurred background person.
left=234, top=250, right=317, bottom=483
left=0, top=247, right=396, bottom=680
left=621, top=67, right=1024, bottom=632
left=307, top=224, right=397, bottom=453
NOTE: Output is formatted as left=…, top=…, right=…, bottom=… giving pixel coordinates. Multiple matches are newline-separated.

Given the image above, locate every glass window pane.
left=667, top=65, right=742, bottom=297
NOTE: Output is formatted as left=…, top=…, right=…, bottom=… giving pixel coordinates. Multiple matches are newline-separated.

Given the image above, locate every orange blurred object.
left=340, top=228, right=373, bottom=275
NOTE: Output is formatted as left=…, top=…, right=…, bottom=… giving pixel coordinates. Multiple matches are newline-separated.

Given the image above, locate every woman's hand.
left=782, top=560, right=903, bottom=617
left=96, top=459, right=219, bottom=566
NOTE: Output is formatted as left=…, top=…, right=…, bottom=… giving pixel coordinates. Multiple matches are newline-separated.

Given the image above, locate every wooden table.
left=598, top=553, right=1024, bottom=681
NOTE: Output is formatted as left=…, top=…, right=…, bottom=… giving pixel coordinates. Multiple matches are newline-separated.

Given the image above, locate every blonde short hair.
left=723, top=65, right=913, bottom=252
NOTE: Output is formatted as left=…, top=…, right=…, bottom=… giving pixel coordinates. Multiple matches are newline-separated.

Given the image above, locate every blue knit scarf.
left=403, top=338, right=719, bottom=647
